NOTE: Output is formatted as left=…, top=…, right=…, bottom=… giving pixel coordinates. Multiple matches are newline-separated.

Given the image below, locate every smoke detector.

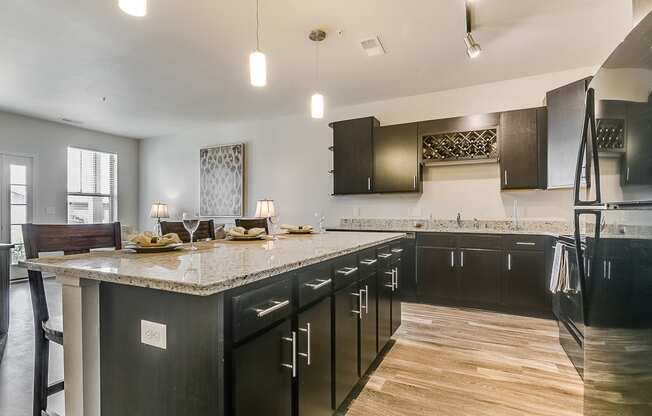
left=360, top=36, right=385, bottom=56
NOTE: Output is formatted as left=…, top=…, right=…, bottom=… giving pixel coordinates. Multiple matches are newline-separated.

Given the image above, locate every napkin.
left=128, top=232, right=182, bottom=247
left=227, top=227, right=266, bottom=237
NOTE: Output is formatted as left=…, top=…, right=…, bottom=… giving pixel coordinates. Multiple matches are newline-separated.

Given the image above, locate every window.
left=67, top=147, right=118, bottom=224
left=1, top=154, right=33, bottom=267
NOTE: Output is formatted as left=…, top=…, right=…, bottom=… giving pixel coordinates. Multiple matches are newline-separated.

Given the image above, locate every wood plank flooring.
left=345, top=303, right=583, bottom=416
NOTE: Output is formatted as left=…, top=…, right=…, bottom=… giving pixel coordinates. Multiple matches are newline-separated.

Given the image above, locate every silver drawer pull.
left=304, top=278, right=331, bottom=290
left=281, top=331, right=297, bottom=378
left=299, top=323, right=311, bottom=365
left=384, top=271, right=394, bottom=276
left=254, top=299, right=290, bottom=317
left=378, top=253, right=392, bottom=259
left=360, top=259, right=377, bottom=265
left=516, top=242, right=536, bottom=246
left=391, top=248, right=404, bottom=253
left=337, top=267, right=358, bottom=276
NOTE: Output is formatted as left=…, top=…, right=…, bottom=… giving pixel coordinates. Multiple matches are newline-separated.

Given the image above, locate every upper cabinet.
left=499, top=107, right=547, bottom=190
left=373, top=123, right=421, bottom=193
left=330, top=117, right=377, bottom=195
left=622, top=102, right=652, bottom=185
left=546, top=78, right=592, bottom=188
left=330, top=117, right=421, bottom=195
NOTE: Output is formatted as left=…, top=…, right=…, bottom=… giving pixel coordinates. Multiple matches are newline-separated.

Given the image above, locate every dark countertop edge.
left=25, top=233, right=406, bottom=297
left=326, top=227, right=561, bottom=238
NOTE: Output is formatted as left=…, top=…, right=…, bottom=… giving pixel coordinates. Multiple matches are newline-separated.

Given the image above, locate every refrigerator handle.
left=573, top=88, right=602, bottom=206
left=573, top=209, right=602, bottom=325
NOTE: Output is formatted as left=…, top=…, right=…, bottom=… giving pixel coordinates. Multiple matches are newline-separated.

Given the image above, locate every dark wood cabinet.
left=391, top=258, right=402, bottom=335
left=232, top=320, right=293, bottom=416
left=399, top=236, right=417, bottom=301
left=499, top=107, right=547, bottom=189
left=623, top=102, right=652, bottom=185
left=297, top=297, right=332, bottom=416
left=358, top=275, right=377, bottom=376
left=377, top=270, right=392, bottom=352
left=457, top=249, right=502, bottom=304
left=333, top=282, right=361, bottom=408
left=502, top=250, right=547, bottom=310
left=417, top=246, right=458, bottom=302
left=331, top=117, right=378, bottom=195
left=373, top=123, right=420, bottom=193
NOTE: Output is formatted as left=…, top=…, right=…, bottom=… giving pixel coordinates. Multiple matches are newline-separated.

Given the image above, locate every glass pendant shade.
left=119, top=0, right=147, bottom=17
left=249, top=50, right=267, bottom=87
left=311, top=93, right=324, bottom=119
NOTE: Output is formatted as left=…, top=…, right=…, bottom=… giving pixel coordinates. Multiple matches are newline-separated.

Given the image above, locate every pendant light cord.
left=256, top=0, right=260, bottom=50
left=315, top=42, right=320, bottom=86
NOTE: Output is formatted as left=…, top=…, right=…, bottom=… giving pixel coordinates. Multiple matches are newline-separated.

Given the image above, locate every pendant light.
left=464, top=0, right=481, bottom=58
left=119, top=0, right=147, bottom=17
left=249, top=0, right=267, bottom=87
left=309, top=30, right=326, bottom=119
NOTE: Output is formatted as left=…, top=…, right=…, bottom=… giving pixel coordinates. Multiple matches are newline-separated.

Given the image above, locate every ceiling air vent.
left=360, top=36, right=385, bottom=56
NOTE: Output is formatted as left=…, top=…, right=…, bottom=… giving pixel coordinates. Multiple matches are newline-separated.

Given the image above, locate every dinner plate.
left=226, top=234, right=266, bottom=241
left=125, top=243, right=183, bottom=253
left=285, top=229, right=316, bottom=234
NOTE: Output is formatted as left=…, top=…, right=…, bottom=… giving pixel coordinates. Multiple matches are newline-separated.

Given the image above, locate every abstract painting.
left=200, top=143, right=245, bottom=217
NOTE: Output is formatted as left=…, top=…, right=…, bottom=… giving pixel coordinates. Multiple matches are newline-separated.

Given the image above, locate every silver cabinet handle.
left=378, top=253, right=392, bottom=259
left=360, top=288, right=368, bottom=313
left=603, top=260, right=607, bottom=278
left=304, top=278, right=331, bottom=290
left=281, top=331, right=297, bottom=378
left=413, top=175, right=417, bottom=190
left=450, top=250, right=455, bottom=268
left=393, top=268, right=398, bottom=291
left=504, top=169, right=508, bottom=185
left=299, top=323, right=311, bottom=365
left=507, top=253, right=512, bottom=271
left=608, top=261, right=612, bottom=280
left=254, top=299, right=290, bottom=317
left=367, top=177, right=371, bottom=191
left=391, top=248, right=404, bottom=253
left=516, top=242, right=536, bottom=246
left=360, top=258, right=377, bottom=265
left=460, top=251, right=464, bottom=268
left=337, top=267, right=358, bottom=276
left=351, top=291, right=362, bottom=315
left=626, top=167, right=630, bottom=182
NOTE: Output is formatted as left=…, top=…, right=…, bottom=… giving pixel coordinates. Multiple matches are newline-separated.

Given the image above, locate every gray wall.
left=0, top=111, right=140, bottom=228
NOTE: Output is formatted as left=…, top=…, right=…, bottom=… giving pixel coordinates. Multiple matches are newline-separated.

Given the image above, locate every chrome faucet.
left=456, top=212, right=462, bottom=228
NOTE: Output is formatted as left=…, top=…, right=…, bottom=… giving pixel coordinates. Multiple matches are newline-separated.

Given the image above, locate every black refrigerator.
left=572, top=11, right=652, bottom=415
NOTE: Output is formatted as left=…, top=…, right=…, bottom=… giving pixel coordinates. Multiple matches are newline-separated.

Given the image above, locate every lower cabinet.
left=232, top=319, right=293, bottom=416
left=457, top=249, right=502, bottom=304
left=297, top=297, right=332, bottom=416
left=377, top=270, right=392, bottom=352
left=391, top=258, right=402, bottom=335
left=358, top=274, right=377, bottom=376
left=417, top=246, right=458, bottom=301
left=333, top=282, right=361, bottom=409
left=503, top=250, right=547, bottom=310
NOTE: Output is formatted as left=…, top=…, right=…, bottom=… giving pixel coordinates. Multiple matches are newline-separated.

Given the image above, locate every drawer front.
left=390, top=241, right=404, bottom=264
left=377, top=245, right=393, bottom=268
left=297, top=262, right=332, bottom=308
left=417, top=233, right=457, bottom=248
left=232, top=278, right=293, bottom=342
left=332, top=254, right=360, bottom=290
left=358, top=248, right=378, bottom=275
left=503, top=235, right=546, bottom=251
left=458, top=234, right=502, bottom=250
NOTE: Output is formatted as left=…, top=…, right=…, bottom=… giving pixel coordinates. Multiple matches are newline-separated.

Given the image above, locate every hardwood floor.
left=345, top=303, right=583, bottom=416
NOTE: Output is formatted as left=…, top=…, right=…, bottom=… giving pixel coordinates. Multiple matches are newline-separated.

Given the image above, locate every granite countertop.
left=25, top=232, right=404, bottom=296
left=326, top=225, right=562, bottom=237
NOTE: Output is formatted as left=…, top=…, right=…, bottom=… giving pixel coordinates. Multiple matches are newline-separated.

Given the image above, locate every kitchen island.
left=26, top=231, right=405, bottom=416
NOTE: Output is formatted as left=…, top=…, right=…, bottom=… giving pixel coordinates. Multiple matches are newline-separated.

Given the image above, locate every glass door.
left=0, top=154, right=34, bottom=279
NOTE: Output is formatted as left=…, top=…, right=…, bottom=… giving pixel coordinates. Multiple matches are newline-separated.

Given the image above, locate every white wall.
left=139, top=66, right=638, bottom=230
left=0, top=111, right=140, bottom=227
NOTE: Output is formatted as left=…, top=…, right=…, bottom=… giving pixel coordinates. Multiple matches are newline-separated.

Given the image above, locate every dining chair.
left=22, top=222, right=122, bottom=416
left=235, top=218, right=269, bottom=234
left=160, top=219, right=216, bottom=243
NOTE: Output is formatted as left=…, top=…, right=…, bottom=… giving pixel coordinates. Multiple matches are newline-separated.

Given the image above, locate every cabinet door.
left=359, top=275, right=378, bottom=376
left=391, top=260, right=402, bottom=335
left=458, top=249, right=502, bottom=304
left=373, top=123, right=420, bottom=193
left=332, top=117, right=377, bottom=195
left=232, top=320, right=292, bottom=416
left=399, top=237, right=417, bottom=301
left=333, top=283, right=361, bottom=409
left=377, top=271, right=392, bottom=353
left=298, top=297, right=332, bottom=416
left=417, top=246, right=458, bottom=301
left=623, top=102, right=652, bottom=185
left=503, top=251, right=547, bottom=310
left=500, top=108, right=542, bottom=189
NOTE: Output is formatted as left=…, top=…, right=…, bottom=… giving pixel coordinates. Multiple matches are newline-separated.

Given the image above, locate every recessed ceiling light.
left=119, top=0, right=147, bottom=17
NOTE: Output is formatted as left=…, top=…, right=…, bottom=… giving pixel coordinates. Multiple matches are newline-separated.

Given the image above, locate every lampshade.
left=311, top=93, right=324, bottom=119
left=149, top=202, right=169, bottom=219
left=255, top=199, right=276, bottom=218
left=119, top=0, right=147, bottom=17
left=249, top=50, right=267, bottom=87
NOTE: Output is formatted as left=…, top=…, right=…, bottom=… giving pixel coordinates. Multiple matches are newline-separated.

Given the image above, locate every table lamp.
left=150, top=202, right=169, bottom=236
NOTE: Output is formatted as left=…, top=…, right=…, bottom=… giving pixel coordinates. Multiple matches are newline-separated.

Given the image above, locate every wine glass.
left=269, top=205, right=280, bottom=238
left=314, top=212, right=326, bottom=233
left=182, top=212, right=200, bottom=250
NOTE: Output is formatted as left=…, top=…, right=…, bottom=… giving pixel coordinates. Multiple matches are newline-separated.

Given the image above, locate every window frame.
left=66, top=146, right=119, bottom=224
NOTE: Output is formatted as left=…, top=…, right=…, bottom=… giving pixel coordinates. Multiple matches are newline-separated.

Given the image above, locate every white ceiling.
left=0, top=0, right=632, bottom=138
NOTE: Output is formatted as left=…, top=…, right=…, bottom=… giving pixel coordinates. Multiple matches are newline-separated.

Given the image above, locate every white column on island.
left=59, top=274, right=101, bottom=416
